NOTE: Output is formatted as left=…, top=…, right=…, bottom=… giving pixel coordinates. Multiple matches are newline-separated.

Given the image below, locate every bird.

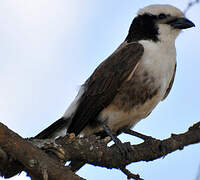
left=35, top=4, right=195, bottom=171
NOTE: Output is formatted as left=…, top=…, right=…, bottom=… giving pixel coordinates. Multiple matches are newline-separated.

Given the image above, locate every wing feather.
left=67, top=42, right=144, bottom=135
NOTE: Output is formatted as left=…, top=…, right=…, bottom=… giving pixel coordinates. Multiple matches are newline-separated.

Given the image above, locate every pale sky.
left=0, top=1, right=200, bottom=180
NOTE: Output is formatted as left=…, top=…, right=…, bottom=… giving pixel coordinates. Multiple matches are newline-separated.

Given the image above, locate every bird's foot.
left=112, top=140, right=133, bottom=160
left=159, top=142, right=168, bottom=158
left=42, top=143, right=66, bottom=161
left=27, top=138, right=66, bottom=162
left=103, top=124, right=132, bottom=160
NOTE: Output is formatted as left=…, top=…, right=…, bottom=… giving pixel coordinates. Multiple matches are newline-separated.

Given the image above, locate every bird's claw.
left=112, top=141, right=133, bottom=160
left=42, top=143, right=66, bottom=161
left=28, top=138, right=66, bottom=161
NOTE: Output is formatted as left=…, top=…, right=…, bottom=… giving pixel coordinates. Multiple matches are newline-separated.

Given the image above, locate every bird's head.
left=126, top=4, right=195, bottom=43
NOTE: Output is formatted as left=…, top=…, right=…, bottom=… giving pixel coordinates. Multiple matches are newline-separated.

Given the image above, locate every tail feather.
left=35, top=117, right=68, bottom=139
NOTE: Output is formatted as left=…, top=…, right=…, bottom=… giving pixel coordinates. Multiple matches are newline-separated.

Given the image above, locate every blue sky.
left=0, top=1, right=199, bottom=180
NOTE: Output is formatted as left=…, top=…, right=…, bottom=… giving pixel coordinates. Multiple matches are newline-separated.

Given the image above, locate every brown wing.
left=67, top=42, right=144, bottom=135
left=162, top=63, right=177, bottom=100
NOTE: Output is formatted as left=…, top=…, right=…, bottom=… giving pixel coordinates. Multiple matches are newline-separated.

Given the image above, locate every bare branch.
left=0, top=121, right=199, bottom=179
left=0, top=122, right=84, bottom=180
left=120, top=167, right=144, bottom=180
left=48, top=121, right=200, bottom=169
left=184, top=0, right=200, bottom=14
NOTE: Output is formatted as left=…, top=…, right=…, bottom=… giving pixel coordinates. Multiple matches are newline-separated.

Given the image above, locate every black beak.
left=167, top=17, right=195, bottom=29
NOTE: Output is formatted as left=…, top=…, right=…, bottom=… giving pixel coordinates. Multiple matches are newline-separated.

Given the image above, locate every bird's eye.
left=158, top=13, right=167, bottom=19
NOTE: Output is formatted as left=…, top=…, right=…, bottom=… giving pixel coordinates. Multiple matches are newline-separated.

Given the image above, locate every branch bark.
left=0, top=122, right=84, bottom=180
left=0, top=121, right=199, bottom=179
left=47, top=121, right=200, bottom=168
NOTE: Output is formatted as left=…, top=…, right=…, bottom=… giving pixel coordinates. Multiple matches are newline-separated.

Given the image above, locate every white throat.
left=138, top=37, right=176, bottom=96
left=157, top=24, right=181, bottom=43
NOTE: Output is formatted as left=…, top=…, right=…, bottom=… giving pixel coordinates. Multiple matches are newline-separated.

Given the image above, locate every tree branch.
left=0, top=121, right=199, bottom=179
left=0, top=122, right=84, bottom=180
left=48, top=121, right=200, bottom=168
left=184, top=0, right=200, bottom=14
left=120, top=167, right=144, bottom=180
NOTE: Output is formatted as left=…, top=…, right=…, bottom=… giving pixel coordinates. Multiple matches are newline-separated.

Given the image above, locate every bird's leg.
left=103, top=124, right=132, bottom=160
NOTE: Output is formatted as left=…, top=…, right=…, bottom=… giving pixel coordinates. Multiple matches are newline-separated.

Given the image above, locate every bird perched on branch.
left=35, top=4, right=195, bottom=171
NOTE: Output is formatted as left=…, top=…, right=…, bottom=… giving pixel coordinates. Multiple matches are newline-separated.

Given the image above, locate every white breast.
left=139, top=39, right=176, bottom=97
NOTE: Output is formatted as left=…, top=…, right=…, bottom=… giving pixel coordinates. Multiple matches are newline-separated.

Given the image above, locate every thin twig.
left=123, top=129, right=155, bottom=141
left=184, top=0, right=200, bottom=14
left=196, top=163, right=200, bottom=180
left=120, top=167, right=144, bottom=180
